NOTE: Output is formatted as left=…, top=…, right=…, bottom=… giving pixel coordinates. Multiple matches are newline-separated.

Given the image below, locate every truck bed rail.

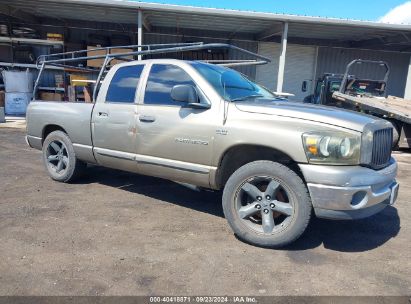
left=34, top=42, right=271, bottom=102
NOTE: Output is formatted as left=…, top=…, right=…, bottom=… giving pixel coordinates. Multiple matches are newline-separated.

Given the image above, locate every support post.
left=311, top=46, right=319, bottom=94
left=405, top=54, right=411, bottom=99
left=137, top=10, right=143, bottom=61
left=276, top=22, right=288, bottom=93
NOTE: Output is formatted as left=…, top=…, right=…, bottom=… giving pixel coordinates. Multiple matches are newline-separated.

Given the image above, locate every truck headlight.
left=302, top=131, right=361, bottom=165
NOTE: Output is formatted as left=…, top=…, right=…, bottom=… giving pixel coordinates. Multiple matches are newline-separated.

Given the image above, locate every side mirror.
left=171, top=84, right=210, bottom=109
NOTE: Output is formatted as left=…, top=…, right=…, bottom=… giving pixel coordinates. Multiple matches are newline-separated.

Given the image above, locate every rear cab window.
left=106, top=64, right=145, bottom=103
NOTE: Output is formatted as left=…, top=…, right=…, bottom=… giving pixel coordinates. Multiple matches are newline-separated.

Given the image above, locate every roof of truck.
left=114, top=59, right=234, bottom=68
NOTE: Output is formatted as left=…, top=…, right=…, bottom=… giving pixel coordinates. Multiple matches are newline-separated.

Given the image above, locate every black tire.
left=42, top=130, right=86, bottom=182
left=222, top=161, right=312, bottom=248
left=388, top=120, right=401, bottom=149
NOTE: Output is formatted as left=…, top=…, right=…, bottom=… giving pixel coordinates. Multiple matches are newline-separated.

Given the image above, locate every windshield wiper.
left=231, top=94, right=264, bottom=102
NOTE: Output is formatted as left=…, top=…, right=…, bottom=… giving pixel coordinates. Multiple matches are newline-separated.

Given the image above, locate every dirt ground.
left=0, top=127, right=410, bottom=296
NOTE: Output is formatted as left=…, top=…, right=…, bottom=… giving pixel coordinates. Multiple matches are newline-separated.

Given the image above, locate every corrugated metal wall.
left=144, top=32, right=258, bottom=78
left=255, top=42, right=280, bottom=90
left=316, top=47, right=411, bottom=97
left=256, top=42, right=317, bottom=101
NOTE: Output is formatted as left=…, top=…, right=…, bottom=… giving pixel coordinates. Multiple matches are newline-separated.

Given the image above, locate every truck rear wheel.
left=222, top=161, right=312, bottom=248
left=42, top=130, right=86, bottom=183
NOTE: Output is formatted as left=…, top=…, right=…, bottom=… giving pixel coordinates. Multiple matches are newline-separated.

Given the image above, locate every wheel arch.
left=214, top=144, right=305, bottom=189
left=42, top=124, right=67, bottom=145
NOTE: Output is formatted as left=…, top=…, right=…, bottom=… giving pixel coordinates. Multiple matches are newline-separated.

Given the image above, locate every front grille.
left=370, top=128, right=393, bottom=169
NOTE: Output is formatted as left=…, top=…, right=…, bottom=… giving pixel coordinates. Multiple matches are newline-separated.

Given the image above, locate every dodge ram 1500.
left=26, top=58, right=399, bottom=247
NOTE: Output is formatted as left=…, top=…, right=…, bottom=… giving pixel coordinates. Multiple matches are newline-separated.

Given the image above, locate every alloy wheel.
left=46, top=140, right=69, bottom=174
left=235, top=176, right=294, bottom=234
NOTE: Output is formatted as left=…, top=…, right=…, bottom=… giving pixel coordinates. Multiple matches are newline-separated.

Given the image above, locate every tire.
left=388, top=120, right=401, bottom=149
left=222, top=161, right=312, bottom=248
left=42, top=130, right=86, bottom=182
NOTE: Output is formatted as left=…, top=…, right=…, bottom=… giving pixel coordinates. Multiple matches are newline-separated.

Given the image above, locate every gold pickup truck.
left=26, top=46, right=399, bottom=248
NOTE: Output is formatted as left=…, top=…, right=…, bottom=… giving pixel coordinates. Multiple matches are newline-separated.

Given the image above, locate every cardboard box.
left=47, top=33, right=63, bottom=41
left=87, top=46, right=133, bottom=68
left=5, top=92, right=32, bottom=115
left=39, top=92, right=63, bottom=101
left=110, top=48, right=133, bottom=66
left=87, top=46, right=106, bottom=68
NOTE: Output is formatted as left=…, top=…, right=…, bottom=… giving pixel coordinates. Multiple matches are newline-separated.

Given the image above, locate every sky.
left=134, top=0, right=411, bottom=24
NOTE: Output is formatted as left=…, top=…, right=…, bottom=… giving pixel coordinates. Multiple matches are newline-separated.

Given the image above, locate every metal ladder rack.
left=34, top=42, right=271, bottom=102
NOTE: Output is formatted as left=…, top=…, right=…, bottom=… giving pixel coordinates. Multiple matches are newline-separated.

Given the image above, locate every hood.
left=234, top=99, right=379, bottom=131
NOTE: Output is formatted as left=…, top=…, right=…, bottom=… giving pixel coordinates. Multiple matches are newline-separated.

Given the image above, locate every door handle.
left=139, top=115, right=156, bottom=123
left=98, top=111, right=109, bottom=117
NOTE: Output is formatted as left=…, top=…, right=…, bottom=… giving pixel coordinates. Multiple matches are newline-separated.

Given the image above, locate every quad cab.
left=26, top=44, right=399, bottom=248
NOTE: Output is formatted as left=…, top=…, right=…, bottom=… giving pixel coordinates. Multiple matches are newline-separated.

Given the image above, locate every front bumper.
left=299, top=158, right=398, bottom=220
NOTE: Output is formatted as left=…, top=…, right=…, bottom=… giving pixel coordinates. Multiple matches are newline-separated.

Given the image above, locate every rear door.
left=91, top=63, right=145, bottom=172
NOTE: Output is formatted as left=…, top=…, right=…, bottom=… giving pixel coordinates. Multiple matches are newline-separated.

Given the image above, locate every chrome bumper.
left=299, top=159, right=398, bottom=220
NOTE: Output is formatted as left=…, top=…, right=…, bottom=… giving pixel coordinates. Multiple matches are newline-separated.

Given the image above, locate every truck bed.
left=26, top=101, right=96, bottom=163
left=332, top=91, right=411, bottom=125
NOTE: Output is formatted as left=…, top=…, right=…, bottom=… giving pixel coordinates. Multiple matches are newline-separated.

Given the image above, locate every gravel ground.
left=0, top=127, right=410, bottom=296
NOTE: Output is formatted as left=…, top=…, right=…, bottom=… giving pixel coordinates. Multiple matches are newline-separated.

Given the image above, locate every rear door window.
left=106, top=65, right=144, bottom=103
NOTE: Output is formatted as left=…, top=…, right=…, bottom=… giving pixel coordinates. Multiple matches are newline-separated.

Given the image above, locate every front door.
left=91, top=63, right=145, bottom=172
left=135, top=63, right=217, bottom=187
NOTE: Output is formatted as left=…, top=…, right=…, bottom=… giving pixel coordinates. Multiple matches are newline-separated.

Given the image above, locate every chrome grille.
left=371, top=128, right=393, bottom=169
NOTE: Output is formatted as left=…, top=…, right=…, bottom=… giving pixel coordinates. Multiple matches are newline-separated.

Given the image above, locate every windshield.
left=329, top=81, right=341, bottom=93
left=190, top=62, right=275, bottom=101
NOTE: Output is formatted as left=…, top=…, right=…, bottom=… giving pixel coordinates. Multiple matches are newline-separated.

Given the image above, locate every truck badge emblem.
left=216, top=129, right=228, bottom=135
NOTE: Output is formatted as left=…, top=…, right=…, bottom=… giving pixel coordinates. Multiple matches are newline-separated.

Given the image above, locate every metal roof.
left=1, top=0, right=411, bottom=50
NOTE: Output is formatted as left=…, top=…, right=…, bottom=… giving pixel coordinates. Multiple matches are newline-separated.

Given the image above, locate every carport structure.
left=1, top=0, right=411, bottom=100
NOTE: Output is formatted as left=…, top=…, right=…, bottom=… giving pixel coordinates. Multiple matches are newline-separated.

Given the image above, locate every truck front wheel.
left=42, top=130, right=86, bottom=183
left=222, top=161, right=312, bottom=248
